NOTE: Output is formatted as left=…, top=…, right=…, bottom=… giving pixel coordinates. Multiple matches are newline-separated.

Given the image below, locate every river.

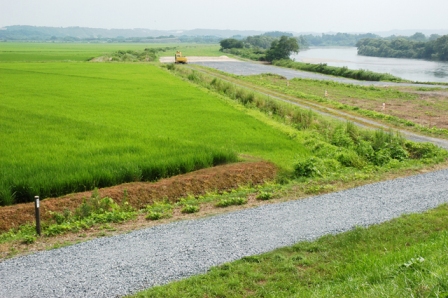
left=291, top=47, right=448, bottom=83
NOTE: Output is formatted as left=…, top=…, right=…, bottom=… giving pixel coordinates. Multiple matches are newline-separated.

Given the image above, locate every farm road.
left=1, top=169, right=448, bottom=297
left=191, top=60, right=448, bottom=89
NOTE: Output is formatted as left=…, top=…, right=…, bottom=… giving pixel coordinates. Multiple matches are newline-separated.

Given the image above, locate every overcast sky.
left=1, top=0, right=447, bottom=33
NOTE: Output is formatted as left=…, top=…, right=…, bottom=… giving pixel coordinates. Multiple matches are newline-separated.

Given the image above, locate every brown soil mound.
left=0, top=161, right=277, bottom=232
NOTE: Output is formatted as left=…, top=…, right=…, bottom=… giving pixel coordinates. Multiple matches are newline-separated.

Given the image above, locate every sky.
left=1, top=0, right=447, bottom=33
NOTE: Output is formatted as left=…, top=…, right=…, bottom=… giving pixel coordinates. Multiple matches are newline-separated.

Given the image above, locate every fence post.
left=34, top=196, right=41, bottom=236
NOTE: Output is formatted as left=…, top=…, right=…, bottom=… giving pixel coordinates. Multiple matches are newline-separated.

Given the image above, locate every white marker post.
left=34, top=196, right=41, bottom=236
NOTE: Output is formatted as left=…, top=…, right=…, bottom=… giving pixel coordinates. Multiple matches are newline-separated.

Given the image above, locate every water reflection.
left=291, top=47, right=448, bottom=83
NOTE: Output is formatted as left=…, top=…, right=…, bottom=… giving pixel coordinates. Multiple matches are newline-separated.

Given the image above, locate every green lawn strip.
left=0, top=62, right=307, bottom=204
left=130, top=204, right=448, bottom=298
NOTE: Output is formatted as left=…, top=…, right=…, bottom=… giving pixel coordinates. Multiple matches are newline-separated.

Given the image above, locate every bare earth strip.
left=0, top=162, right=276, bottom=232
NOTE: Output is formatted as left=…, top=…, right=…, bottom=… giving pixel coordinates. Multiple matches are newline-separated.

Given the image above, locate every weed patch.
left=145, top=201, right=173, bottom=220
left=215, top=197, right=248, bottom=208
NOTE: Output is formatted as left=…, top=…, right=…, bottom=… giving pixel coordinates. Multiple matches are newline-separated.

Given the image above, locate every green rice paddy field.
left=0, top=43, right=221, bottom=62
left=0, top=43, right=307, bottom=205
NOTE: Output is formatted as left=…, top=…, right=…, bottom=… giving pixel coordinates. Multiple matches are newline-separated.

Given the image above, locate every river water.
left=291, top=47, right=448, bottom=83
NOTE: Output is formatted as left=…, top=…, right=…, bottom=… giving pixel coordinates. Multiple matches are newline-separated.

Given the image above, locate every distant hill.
left=0, top=25, right=265, bottom=41
left=2, top=25, right=447, bottom=43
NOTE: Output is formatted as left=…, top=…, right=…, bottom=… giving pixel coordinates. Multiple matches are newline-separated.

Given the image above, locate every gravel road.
left=1, top=169, right=448, bottom=297
left=192, top=61, right=448, bottom=88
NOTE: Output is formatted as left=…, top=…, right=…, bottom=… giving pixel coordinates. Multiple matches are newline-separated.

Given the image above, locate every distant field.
left=0, top=43, right=221, bottom=62
left=0, top=60, right=307, bottom=204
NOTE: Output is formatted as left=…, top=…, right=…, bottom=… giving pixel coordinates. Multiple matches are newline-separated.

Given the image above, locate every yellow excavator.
left=174, top=51, right=187, bottom=64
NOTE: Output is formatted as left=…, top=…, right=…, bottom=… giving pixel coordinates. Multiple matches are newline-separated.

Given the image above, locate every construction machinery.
left=174, top=51, right=187, bottom=64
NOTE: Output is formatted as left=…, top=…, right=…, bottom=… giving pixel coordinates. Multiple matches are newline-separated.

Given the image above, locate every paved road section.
left=192, top=61, right=448, bottom=88
left=1, top=169, right=448, bottom=297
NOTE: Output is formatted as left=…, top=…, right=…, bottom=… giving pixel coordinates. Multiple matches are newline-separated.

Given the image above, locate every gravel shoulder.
left=1, top=169, right=448, bottom=297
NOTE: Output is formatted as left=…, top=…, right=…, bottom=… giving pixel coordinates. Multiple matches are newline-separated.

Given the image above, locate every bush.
left=336, top=151, right=366, bottom=169
left=181, top=205, right=200, bottom=214
left=216, top=197, right=247, bottom=207
left=331, top=125, right=354, bottom=148
left=388, top=142, right=409, bottom=161
left=355, top=140, right=375, bottom=161
left=21, top=235, right=36, bottom=244
left=145, top=201, right=173, bottom=220
left=405, top=141, right=441, bottom=159
left=373, top=149, right=392, bottom=166
left=256, top=191, right=273, bottom=201
left=294, top=157, right=325, bottom=178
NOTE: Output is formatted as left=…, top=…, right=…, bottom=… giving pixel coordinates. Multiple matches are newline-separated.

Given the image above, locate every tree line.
left=301, top=33, right=380, bottom=47
left=356, top=33, right=448, bottom=61
left=219, top=32, right=301, bottom=62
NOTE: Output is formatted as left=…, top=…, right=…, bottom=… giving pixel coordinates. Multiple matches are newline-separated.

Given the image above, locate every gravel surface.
left=192, top=61, right=448, bottom=88
left=1, top=169, right=448, bottom=297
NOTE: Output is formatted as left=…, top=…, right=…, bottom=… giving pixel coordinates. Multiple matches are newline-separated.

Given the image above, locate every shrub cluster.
left=107, top=47, right=176, bottom=62
left=294, top=122, right=446, bottom=178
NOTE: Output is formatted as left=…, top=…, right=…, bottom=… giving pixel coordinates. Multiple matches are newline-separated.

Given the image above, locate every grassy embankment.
left=240, top=73, right=448, bottom=137
left=131, top=203, right=448, bottom=298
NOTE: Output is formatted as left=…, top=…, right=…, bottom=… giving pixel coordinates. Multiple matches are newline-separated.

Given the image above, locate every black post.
left=34, top=196, right=41, bottom=236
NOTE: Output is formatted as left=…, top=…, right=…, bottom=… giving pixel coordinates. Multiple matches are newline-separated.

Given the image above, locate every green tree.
left=265, top=36, right=299, bottom=62
left=219, top=38, right=244, bottom=50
